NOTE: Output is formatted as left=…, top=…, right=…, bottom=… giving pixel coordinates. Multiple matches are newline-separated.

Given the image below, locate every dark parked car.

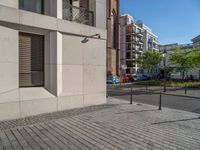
left=132, top=74, right=151, bottom=81
left=142, top=75, right=151, bottom=80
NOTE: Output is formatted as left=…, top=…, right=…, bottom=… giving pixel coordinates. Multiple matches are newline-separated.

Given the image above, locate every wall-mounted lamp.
left=81, top=34, right=101, bottom=43
left=92, top=34, right=101, bottom=39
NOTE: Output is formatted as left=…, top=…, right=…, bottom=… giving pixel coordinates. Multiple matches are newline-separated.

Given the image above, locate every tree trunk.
left=150, top=67, right=154, bottom=80
left=182, top=72, right=185, bottom=80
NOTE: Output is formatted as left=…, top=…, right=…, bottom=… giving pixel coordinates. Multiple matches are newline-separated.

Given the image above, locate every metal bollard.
left=130, top=87, right=133, bottom=104
left=159, top=91, right=162, bottom=110
left=146, top=83, right=148, bottom=91
left=185, top=84, right=187, bottom=95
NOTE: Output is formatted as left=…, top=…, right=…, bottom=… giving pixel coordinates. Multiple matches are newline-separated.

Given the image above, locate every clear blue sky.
left=120, top=0, right=200, bottom=45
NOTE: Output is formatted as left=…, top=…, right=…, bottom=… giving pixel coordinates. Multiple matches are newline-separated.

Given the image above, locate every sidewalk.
left=0, top=98, right=200, bottom=150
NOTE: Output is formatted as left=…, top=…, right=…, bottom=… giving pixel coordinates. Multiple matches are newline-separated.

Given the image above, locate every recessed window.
left=19, top=33, right=44, bottom=87
left=19, top=0, right=44, bottom=14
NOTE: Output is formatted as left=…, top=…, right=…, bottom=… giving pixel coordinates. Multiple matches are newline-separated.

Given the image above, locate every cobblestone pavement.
left=0, top=98, right=200, bottom=150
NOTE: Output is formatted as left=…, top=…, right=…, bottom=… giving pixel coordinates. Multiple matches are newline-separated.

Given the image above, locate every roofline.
left=192, top=35, right=200, bottom=41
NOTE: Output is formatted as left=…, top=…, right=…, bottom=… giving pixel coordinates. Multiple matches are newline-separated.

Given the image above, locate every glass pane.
left=19, top=0, right=43, bottom=14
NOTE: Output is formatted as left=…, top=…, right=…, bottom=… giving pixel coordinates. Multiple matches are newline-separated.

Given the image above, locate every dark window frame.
left=19, top=32, right=45, bottom=88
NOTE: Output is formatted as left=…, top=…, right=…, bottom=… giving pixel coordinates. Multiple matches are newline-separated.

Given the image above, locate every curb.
left=162, top=92, right=200, bottom=99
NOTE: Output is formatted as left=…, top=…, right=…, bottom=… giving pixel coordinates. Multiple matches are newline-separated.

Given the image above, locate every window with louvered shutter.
left=19, top=33, right=44, bottom=87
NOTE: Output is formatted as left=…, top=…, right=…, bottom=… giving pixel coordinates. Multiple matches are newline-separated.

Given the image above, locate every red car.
left=125, top=74, right=132, bottom=82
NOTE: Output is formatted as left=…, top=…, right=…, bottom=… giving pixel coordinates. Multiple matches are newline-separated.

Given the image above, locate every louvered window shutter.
left=19, top=33, right=44, bottom=87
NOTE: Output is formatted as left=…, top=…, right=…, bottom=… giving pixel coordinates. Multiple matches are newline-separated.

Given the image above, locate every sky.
left=120, top=0, right=200, bottom=45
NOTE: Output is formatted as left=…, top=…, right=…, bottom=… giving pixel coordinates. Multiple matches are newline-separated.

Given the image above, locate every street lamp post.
left=163, top=50, right=167, bottom=92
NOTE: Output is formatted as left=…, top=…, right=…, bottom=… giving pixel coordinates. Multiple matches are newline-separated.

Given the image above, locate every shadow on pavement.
left=116, top=109, right=158, bottom=114
left=192, top=108, right=200, bottom=113
left=151, top=117, right=200, bottom=125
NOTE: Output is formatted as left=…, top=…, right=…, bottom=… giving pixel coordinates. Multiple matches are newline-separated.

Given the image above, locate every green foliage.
left=169, top=47, right=196, bottom=79
left=137, top=49, right=162, bottom=78
left=190, top=48, right=200, bottom=69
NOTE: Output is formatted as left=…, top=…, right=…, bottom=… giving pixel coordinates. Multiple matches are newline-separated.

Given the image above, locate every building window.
left=19, top=33, right=44, bottom=87
left=126, top=52, right=131, bottom=59
left=19, top=0, right=44, bottom=14
left=63, top=0, right=93, bottom=26
left=126, top=69, right=130, bottom=74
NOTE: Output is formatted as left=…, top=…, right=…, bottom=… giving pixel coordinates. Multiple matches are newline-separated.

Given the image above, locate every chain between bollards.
left=159, top=91, right=162, bottom=110
left=130, top=87, right=133, bottom=104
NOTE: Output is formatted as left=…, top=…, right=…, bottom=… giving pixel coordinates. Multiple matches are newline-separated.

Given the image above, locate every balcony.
left=136, top=32, right=143, bottom=37
left=63, top=5, right=94, bottom=26
left=19, top=0, right=95, bottom=27
left=136, top=40, right=143, bottom=45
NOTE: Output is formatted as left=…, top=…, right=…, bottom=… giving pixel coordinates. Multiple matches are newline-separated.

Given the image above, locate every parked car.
left=132, top=74, right=143, bottom=81
left=142, top=75, right=151, bottom=80
left=132, top=74, right=151, bottom=81
left=125, top=74, right=133, bottom=82
left=107, top=75, right=120, bottom=84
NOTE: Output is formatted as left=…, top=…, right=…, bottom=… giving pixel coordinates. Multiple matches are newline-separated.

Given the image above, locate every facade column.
left=44, top=0, right=63, bottom=96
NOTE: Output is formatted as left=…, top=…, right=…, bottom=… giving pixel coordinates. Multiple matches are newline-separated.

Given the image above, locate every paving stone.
left=0, top=104, right=115, bottom=131
left=5, top=130, right=23, bottom=150
left=46, top=123, right=92, bottom=150
left=0, top=132, right=13, bottom=150
left=18, top=128, right=41, bottom=150
left=11, top=129, right=32, bottom=150
left=23, top=127, right=50, bottom=150
left=30, top=126, right=59, bottom=150
left=38, top=123, right=76, bottom=150
left=0, top=98, right=200, bottom=150
left=49, top=121, right=101, bottom=150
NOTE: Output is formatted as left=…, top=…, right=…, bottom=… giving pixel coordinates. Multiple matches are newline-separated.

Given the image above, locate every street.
left=107, top=84, right=200, bottom=114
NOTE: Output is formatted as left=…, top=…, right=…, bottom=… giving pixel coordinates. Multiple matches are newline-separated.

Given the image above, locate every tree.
left=169, top=47, right=195, bottom=80
left=191, top=47, right=200, bottom=67
left=190, top=47, right=200, bottom=79
left=137, top=49, right=162, bottom=78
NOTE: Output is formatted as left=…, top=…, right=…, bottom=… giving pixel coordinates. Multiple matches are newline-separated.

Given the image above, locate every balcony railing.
left=63, top=5, right=94, bottom=26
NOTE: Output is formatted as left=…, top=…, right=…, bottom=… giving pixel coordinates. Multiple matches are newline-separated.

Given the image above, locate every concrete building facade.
left=0, top=0, right=107, bottom=121
left=120, top=14, right=144, bottom=75
left=137, top=22, right=159, bottom=52
left=192, top=35, right=200, bottom=47
left=106, top=0, right=120, bottom=75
